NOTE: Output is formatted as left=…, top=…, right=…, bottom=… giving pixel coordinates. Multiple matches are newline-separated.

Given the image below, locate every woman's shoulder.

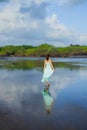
left=49, top=59, right=52, bottom=62
left=44, top=60, right=47, bottom=64
left=44, top=59, right=52, bottom=63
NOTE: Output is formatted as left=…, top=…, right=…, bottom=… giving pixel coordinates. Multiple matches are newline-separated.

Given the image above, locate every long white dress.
left=41, top=62, right=54, bottom=83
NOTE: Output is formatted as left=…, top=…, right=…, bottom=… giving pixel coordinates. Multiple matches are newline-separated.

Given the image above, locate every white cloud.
left=34, top=0, right=47, bottom=4
left=0, top=0, right=87, bottom=46
left=78, top=34, right=87, bottom=43
left=58, top=0, right=87, bottom=6
left=45, top=14, right=71, bottom=39
left=58, top=0, right=70, bottom=6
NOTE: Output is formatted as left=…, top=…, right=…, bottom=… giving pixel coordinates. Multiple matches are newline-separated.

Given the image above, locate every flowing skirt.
left=41, top=64, right=54, bottom=83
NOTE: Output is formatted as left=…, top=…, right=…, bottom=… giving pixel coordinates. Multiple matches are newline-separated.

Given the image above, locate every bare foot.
left=47, top=83, right=50, bottom=88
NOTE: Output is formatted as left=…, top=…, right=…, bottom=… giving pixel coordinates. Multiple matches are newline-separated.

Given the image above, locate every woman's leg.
left=46, top=80, right=50, bottom=89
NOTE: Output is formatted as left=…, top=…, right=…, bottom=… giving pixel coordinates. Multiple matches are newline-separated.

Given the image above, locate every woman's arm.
left=50, top=60, right=54, bottom=71
left=44, top=60, right=46, bottom=69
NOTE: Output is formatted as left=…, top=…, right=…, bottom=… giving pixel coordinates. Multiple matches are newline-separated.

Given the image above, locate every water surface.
left=0, top=57, right=87, bottom=130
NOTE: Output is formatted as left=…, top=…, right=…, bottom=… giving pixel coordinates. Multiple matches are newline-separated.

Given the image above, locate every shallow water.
left=0, top=57, right=87, bottom=130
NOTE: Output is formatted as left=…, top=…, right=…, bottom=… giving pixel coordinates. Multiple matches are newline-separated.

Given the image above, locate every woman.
left=41, top=54, right=54, bottom=87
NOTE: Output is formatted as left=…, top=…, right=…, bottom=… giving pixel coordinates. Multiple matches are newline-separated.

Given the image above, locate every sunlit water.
left=0, top=57, right=87, bottom=130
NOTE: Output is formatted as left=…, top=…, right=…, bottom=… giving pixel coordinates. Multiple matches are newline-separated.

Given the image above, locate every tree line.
left=0, top=43, right=87, bottom=57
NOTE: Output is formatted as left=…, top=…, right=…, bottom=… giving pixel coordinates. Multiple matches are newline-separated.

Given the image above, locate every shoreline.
left=0, top=55, right=87, bottom=58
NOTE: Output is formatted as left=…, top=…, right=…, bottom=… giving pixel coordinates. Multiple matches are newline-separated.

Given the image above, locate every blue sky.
left=0, top=0, right=87, bottom=47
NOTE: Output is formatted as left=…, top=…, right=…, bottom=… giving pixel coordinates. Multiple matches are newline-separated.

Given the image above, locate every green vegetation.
left=0, top=59, right=82, bottom=71
left=0, top=44, right=87, bottom=57
left=0, top=60, right=43, bottom=70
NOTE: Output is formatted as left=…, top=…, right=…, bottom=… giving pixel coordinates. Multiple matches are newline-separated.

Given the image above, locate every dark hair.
left=46, top=54, right=50, bottom=61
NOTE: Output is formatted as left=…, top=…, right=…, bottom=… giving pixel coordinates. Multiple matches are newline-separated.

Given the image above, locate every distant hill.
left=0, top=44, right=87, bottom=57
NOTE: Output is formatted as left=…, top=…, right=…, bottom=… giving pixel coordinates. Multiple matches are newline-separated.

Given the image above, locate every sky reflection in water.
left=0, top=58, right=87, bottom=130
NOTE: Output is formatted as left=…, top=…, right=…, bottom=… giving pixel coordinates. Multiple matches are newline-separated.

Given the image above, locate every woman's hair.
left=46, top=54, right=50, bottom=61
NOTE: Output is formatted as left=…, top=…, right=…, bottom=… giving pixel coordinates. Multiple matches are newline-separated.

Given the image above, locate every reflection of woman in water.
left=41, top=54, right=54, bottom=87
left=42, top=88, right=54, bottom=114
